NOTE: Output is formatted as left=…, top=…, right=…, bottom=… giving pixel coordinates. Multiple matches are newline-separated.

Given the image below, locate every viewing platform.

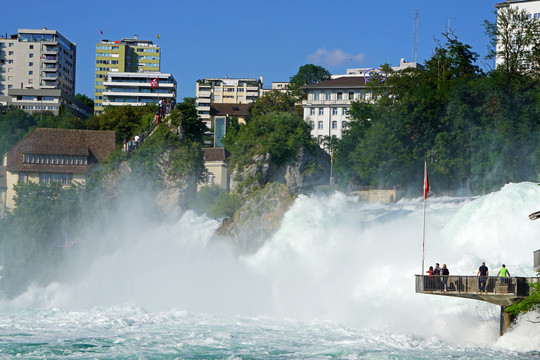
left=416, top=275, right=538, bottom=335
left=415, top=275, right=537, bottom=306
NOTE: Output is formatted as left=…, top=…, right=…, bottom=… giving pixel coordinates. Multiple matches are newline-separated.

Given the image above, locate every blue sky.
left=2, top=0, right=498, bottom=100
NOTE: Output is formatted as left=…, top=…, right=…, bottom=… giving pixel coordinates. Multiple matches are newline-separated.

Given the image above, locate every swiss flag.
left=423, top=162, right=429, bottom=200
left=150, top=77, right=159, bottom=89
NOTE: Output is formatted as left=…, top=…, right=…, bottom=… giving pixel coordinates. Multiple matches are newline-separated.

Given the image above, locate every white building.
left=0, top=28, right=76, bottom=96
left=102, top=72, right=176, bottom=107
left=302, top=77, right=370, bottom=141
left=334, top=58, right=423, bottom=79
left=494, top=0, right=540, bottom=68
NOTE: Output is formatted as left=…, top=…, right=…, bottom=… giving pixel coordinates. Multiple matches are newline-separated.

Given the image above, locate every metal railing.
left=415, top=275, right=532, bottom=296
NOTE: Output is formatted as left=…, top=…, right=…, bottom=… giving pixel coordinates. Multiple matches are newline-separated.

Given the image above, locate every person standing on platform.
left=477, top=261, right=489, bottom=292
left=441, top=264, right=450, bottom=291
left=497, top=264, right=511, bottom=284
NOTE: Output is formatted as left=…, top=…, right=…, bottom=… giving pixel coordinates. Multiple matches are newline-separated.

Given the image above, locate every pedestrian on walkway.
left=497, top=264, right=511, bottom=284
left=477, top=261, right=489, bottom=292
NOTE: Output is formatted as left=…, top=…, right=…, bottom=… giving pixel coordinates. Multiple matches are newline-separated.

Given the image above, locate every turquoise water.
left=1, top=182, right=539, bottom=359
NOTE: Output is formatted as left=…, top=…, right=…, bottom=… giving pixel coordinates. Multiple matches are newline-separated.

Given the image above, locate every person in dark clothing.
left=433, top=263, right=441, bottom=275
left=441, top=264, right=450, bottom=291
left=477, top=261, right=489, bottom=292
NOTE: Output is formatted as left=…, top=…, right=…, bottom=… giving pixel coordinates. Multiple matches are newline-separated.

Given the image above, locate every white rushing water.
left=0, top=182, right=539, bottom=358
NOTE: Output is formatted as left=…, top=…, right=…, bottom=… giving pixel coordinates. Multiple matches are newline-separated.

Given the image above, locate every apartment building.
left=0, top=28, right=76, bottom=96
left=94, top=35, right=160, bottom=113
left=195, top=76, right=263, bottom=127
left=102, top=72, right=176, bottom=108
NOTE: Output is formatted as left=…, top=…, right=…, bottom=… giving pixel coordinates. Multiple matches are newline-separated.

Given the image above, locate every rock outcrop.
left=218, top=182, right=294, bottom=253
left=230, top=146, right=331, bottom=196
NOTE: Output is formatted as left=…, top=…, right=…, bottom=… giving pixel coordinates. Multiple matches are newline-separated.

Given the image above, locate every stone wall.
left=352, top=189, right=400, bottom=203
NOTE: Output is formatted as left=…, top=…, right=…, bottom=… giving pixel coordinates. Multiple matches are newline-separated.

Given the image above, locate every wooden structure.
left=415, top=275, right=538, bottom=335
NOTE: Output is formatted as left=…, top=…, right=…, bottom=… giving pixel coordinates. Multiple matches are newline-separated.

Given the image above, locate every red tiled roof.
left=5, top=128, right=116, bottom=173
left=203, top=147, right=228, bottom=162
left=210, top=103, right=250, bottom=117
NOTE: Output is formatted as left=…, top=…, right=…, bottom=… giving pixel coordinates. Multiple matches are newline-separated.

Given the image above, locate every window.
left=29, top=71, right=33, bottom=75
left=332, top=121, right=338, bottom=129
left=28, top=79, right=33, bottom=84
left=18, top=172, right=26, bottom=184
left=349, top=92, right=354, bottom=100
left=9, top=43, right=13, bottom=47
left=337, top=92, right=342, bottom=100
left=342, top=120, right=348, bottom=128
left=8, top=60, right=13, bottom=63
left=310, top=108, right=315, bottom=115
left=318, top=121, right=323, bottom=129
left=309, top=121, right=314, bottom=129
left=8, top=51, right=13, bottom=55
left=29, top=53, right=33, bottom=58
left=29, top=45, right=33, bottom=49
left=343, top=107, right=348, bottom=115
left=29, top=62, right=33, bottom=66
left=319, top=108, right=324, bottom=115
left=332, top=108, right=338, bottom=115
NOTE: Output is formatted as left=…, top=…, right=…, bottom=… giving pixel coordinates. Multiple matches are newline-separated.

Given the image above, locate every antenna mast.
left=413, top=10, right=419, bottom=63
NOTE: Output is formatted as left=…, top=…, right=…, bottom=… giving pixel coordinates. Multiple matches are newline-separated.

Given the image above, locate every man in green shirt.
left=497, top=264, right=511, bottom=284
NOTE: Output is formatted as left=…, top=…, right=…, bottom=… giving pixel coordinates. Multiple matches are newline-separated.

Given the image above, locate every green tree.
left=505, top=277, right=540, bottom=322
left=168, top=97, right=207, bottom=144
left=223, top=111, right=315, bottom=169
left=86, top=104, right=157, bottom=144
left=248, top=90, right=301, bottom=121
left=484, top=7, right=540, bottom=76
left=289, top=64, right=332, bottom=100
left=75, top=93, right=95, bottom=109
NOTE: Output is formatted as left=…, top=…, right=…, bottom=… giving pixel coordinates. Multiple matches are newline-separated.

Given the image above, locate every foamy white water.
left=0, top=182, right=539, bottom=358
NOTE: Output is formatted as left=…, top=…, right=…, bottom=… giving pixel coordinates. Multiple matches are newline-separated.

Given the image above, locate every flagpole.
left=422, top=161, right=427, bottom=275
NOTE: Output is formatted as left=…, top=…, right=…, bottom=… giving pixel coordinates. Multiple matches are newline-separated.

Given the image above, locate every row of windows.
left=18, top=172, right=73, bottom=185
left=96, top=45, right=120, bottom=50
left=309, top=107, right=348, bottom=116
left=136, top=48, right=159, bottom=53
left=96, top=59, right=119, bottom=65
left=23, top=153, right=88, bottom=165
left=310, top=91, right=367, bottom=101
left=20, top=105, right=59, bottom=110
left=309, top=120, right=348, bottom=130
left=39, top=173, right=72, bottom=185
left=138, top=55, right=159, bottom=60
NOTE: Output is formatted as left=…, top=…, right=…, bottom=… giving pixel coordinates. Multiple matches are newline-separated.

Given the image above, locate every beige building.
left=196, top=76, right=263, bottom=127
left=1, top=128, right=115, bottom=212
left=336, top=58, right=423, bottom=78
left=261, top=81, right=290, bottom=96
left=200, top=148, right=229, bottom=190
left=0, top=28, right=76, bottom=96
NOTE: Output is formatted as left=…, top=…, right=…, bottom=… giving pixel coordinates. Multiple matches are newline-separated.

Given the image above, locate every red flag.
left=100, top=29, right=103, bottom=35
left=150, top=77, right=159, bottom=89
left=423, top=162, right=429, bottom=199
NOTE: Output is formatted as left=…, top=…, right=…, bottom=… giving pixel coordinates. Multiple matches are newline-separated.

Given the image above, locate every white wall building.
left=102, top=72, right=176, bottom=107
left=302, top=77, right=371, bottom=141
left=334, top=58, right=423, bottom=79
left=494, top=0, right=540, bottom=68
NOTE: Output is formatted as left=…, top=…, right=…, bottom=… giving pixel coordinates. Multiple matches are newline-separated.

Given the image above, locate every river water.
left=0, top=182, right=539, bottom=359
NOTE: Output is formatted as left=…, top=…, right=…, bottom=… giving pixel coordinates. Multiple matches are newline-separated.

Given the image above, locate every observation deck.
left=415, top=275, right=536, bottom=306
left=415, top=275, right=538, bottom=335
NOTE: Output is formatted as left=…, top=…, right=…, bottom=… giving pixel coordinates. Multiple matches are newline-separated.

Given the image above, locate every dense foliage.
left=505, top=277, right=540, bottom=321
left=334, top=33, right=540, bottom=194
left=222, top=111, right=316, bottom=169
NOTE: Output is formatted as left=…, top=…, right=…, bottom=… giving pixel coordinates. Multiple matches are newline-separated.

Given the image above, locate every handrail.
left=415, top=275, right=533, bottom=297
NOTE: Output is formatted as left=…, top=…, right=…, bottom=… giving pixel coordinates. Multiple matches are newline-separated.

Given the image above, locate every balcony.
left=40, top=56, right=57, bottom=62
